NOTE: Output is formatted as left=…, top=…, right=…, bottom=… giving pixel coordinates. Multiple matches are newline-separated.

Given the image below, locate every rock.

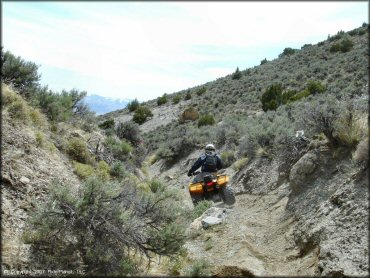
left=203, top=207, right=232, bottom=219
left=165, top=175, right=174, bottom=181
left=289, top=152, right=318, bottom=193
left=255, top=111, right=264, bottom=117
left=202, top=216, right=222, bottom=229
left=134, top=168, right=146, bottom=181
left=19, top=176, right=30, bottom=184
left=70, top=131, right=84, bottom=138
left=19, top=200, right=31, bottom=211
left=188, top=218, right=203, bottom=232
left=187, top=207, right=232, bottom=234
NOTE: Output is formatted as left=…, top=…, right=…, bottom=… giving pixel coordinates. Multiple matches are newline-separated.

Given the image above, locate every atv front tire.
left=220, top=186, right=236, bottom=205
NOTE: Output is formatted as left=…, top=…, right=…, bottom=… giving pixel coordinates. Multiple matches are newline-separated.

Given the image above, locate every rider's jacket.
left=189, top=153, right=223, bottom=174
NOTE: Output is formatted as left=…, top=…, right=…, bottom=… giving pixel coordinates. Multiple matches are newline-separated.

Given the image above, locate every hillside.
left=100, top=25, right=369, bottom=276
left=1, top=24, right=369, bottom=276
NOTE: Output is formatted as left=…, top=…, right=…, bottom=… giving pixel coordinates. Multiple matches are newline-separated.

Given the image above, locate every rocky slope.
left=2, top=25, right=369, bottom=276
left=145, top=136, right=368, bottom=276
left=1, top=85, right=84, bottom=271
left=124, top=26, right=369, bottom=276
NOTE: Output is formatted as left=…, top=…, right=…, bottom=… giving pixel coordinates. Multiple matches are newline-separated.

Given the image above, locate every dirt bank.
left=184, top=183, right=318, bottom=276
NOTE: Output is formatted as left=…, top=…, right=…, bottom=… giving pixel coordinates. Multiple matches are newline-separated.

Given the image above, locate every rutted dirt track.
left=185, top=185, right=319, bottom=276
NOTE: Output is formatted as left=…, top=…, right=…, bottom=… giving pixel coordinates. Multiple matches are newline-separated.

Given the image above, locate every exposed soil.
left=184, top=184, right=319, bottom=276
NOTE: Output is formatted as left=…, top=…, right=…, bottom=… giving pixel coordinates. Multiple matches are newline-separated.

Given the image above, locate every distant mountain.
left=83, top=94, right=131, bottom=115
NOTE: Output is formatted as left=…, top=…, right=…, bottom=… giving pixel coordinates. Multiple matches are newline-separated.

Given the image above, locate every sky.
left=2, top=1, right=368, bottom=101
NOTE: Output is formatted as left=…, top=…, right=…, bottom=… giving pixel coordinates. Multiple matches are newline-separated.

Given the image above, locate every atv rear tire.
left=220, top=186, right=236, bottom=205
left=191, top=194, right=203, bottom=206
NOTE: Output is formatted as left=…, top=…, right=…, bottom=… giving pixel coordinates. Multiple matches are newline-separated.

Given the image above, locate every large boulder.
left=187, top=207, right=232, bottom=233
left=202, top=216, right=222, bottom=229
left=289, top=152, right=318, bottom=193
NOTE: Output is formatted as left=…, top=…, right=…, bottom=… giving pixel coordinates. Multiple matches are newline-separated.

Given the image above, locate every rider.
left=187, top=143, right=223, bottom=183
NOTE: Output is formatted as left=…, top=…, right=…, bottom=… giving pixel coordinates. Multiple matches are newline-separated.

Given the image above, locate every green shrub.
left=289, top=89, right=311, bottom=102
left=330, top=38, right=354, bottom=53
left=1, top=49, right=40, bottom=98
left=232, top=67, right=242, bottom=80
left=260, top=58, right=268, bottom=65
left=149, top=179, right=166, bottom=193
left=127, top=98, right=139, bottom=112
left=281, top=90, right=299, bottom=104
left=196, top=87, right=207, bottom=96
left=358, top=29, right=366, bottom=36
left=2, top=83, right=19, bottom=106
left=25, top=177, right=186, bottom=275
left=98, top=119, right=115, bottom=129
left=261, top=84, right=283, bottom=111
left=232, top=157, right=249, bottom=171
left=307, top=80, right=326, bottom=95
left=29, top=107, right=48, bottom=128
left=35, top=131, right=45, bottom=147
left=198, top=114, right=215, bottom=127
left=110, top=161, right=126, bottom=179
left=301, top=95, right=341, bottom=146
left=328, top=30, right=345, bottom=42
left=33, top=87, right=90, bottom=122
left=173, top=95, right=181, bottom=104
left=168, top=253, right=187, bottom=276
left=73, top=161, right=95, bottom=179
left=133, top=105, right=153, bottom=125
left=115, top=121, right=141, bottom=146
left=105, top=136, right=133, bottom=159
left=184, top=91, right=192, bottom=100
left=186, top=260, right=210, bottom=277
left=279, top=47, right=297, bottom=57
left=330, top=43, right=341, bottom=53
left=7, top=98, right=30, bottom=123
left=157, top=94, right=168, bottom=106
left=301, top=44, right=312, bottom=49
left=191, top=200, right=212, bottom=220
left=2, top=84, right=34, bottom=124
left=66, top=137, right=94, bottom=164
left=97, top=160, right=110, bottom=181
left=348, top=29, right=358, bottom=36
left=340, top=38, right=354, bottom=52
left=221, top=151, right=236, bottom=168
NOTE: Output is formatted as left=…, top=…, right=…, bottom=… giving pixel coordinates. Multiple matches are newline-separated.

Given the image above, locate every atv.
left=188, top=171, right=236, bottom=206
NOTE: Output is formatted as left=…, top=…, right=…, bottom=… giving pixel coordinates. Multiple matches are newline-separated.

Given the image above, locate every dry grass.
left=232, top=157, right=249, bottom=172
left=336, top=113, right=368, bottom=148
left=2, top=83, right=48, bottom=129
left=353, top=137, right=369, bottom=164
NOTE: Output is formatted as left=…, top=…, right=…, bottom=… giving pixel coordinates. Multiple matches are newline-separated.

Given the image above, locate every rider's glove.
left=187, top=171, right=193, bottom=177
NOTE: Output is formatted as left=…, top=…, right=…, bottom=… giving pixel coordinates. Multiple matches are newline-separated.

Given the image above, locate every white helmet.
left=205, top=143, right=216, bottom=151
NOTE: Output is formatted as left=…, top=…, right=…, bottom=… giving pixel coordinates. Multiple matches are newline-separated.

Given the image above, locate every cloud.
left=2, top=2, right=368, bottom=100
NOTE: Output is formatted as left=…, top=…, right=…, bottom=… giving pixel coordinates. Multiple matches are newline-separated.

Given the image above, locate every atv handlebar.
left=191, top=169, right=224, bottom=176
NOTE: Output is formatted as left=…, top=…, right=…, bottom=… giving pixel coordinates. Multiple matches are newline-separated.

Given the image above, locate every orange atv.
left=188, top=171, right=236, bottom=206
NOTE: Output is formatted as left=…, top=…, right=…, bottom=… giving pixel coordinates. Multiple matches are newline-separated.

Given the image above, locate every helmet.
left=205, top=144, right=215, bottom=151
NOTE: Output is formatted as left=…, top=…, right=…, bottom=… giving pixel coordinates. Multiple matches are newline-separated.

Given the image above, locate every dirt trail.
left=184, top=184, right=319, bottom=276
